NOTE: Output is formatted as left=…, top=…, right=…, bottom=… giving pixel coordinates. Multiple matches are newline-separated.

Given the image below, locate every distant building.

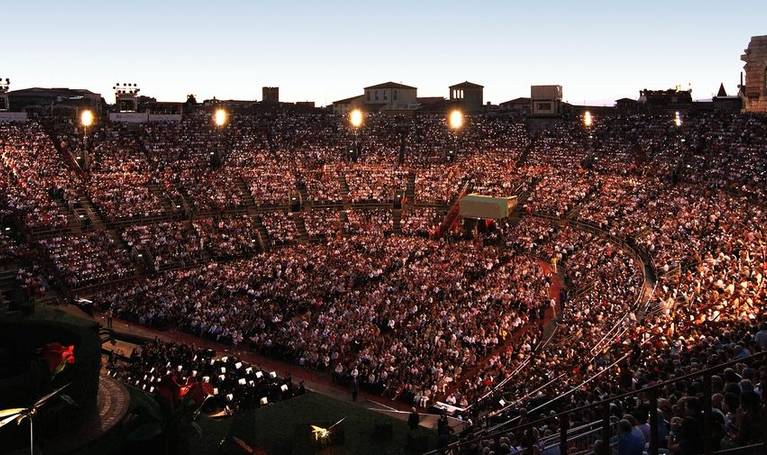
left=499, top=97, right=531, bottom=113
left=449, top=81, right=484, bottom=112
left=332, top=95, right=364, bottom=115
left=615, top=97, right=639, bottom=113
left=713, top=83, right=742, bottom=112
left=638, top=88, right=692, bottom=106
left=263, top=87, right=279, bottom=103
left=417, top=96, right=447, bottom=106
left=0, top=78, right=28, bottom=122
left=363, top=82, right=418, bottom=110
left=0, top=78, right=9, bottom=112
left=741, top=35, right=767, bottom=113
left=530, top=85, right=563, bottom=117
left=7, top=87, right=103, bottom=115
left=415, top=97, right=450, bottom=113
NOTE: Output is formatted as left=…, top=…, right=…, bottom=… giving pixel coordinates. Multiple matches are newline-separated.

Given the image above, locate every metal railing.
left=427, top=350, right=767, bottom=455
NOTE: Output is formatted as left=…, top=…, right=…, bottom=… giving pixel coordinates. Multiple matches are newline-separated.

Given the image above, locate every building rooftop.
left=332, top=94, right=364, bottom=105
left=364, top=82, right=416, bottom=90
left=417, top=96, right=447, bottom=104
left=449, top=81, right=484, bottom=89
left=500, top=97, right=531, bottom=105
left=9, top=87, right=99, bottom=97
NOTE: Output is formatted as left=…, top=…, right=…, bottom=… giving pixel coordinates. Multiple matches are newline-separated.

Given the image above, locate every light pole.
left=80, top=109, right=94, bottom=170
left=582, top=110, right=595, bottom=168
left=447, top=109, right=464, bottom=162
left=349, top=108, right=363, bottom=162
left=212, top=108, right=228, bottom=168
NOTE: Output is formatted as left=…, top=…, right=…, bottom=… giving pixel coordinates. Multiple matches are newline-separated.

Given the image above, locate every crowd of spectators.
left=40, top=232, right=134, bottom=287
left=1, top=110, right=766, bottom=453
left=0, top=122, right=80, bottom=228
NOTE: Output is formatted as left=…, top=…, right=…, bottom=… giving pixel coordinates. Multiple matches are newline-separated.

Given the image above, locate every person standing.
left=106, top=305, right=114, bottom=329
left=351, top=377, right=359, bottom=402
left=408, top=407, right=420, bottom=431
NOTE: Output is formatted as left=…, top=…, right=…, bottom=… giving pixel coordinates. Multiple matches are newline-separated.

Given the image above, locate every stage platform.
left=46, top=372, right=130, bottom=455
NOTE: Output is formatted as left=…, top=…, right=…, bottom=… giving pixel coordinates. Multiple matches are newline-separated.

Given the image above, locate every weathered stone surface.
left=741, top=35, right=767, bottom=113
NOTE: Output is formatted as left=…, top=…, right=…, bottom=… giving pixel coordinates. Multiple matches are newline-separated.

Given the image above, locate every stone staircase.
left=78, top=197, right=106, bottom=230
left=238, top=177, right=257, bottom=208
left=405, top=172, right=416, bottom=204
left=293, top=214, right=309, bottom=242
left=106, top=229, right=131, bottom=252
left=338, top=173, right=350, bottom=199
left=296, top=177, right=310, bottom=208
left=338, top=210, right=350, bottom=236
left=175, top=186, right=194, bottom=216
left=252, top=215, right=271, bottom=250
left=392, top=209, right=402, bottom=234
left=59, top=200, right=83, bottom=234
left=516, top=134, right=538, bottom=167
left=147, top=182, right=176, bottom=214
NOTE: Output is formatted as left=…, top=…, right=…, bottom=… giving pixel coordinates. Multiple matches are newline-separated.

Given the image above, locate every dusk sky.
left=5, top=1, right=765, bottom=106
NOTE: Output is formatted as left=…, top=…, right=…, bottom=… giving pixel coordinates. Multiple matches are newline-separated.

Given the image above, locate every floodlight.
left=214, top=108, right=228, bottom=127
left=674, top=111, right=682, bottom=127
left=80, top=110, right=94, bottom=128
left=583, top=111, right=593, bottom=128
left=349, top=109, right=363, bottom=128
left=448, top=109, right=464, bottom=130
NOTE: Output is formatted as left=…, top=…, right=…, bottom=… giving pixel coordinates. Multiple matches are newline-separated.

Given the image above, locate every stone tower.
left=741, top=35, right=767, bottom=113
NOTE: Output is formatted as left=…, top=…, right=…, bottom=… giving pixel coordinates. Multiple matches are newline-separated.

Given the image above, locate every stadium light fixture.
left=80, top=110, right=94, bottom=128
left=448, top=109, right=464, bottom=130
left=674, top=111, right=682, bottom=127
left=349, top=109, right=364, bottom=128
left=214, top=108, right=228, bottom=127
left=583, top=111, right=593, bottom=128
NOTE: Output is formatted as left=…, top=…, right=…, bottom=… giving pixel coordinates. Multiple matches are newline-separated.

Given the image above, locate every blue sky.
left=4, top=1, right=765, bottom=105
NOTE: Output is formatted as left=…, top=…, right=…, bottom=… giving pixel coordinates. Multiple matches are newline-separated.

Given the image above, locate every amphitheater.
left=1, top=110, right=766, bottom=454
